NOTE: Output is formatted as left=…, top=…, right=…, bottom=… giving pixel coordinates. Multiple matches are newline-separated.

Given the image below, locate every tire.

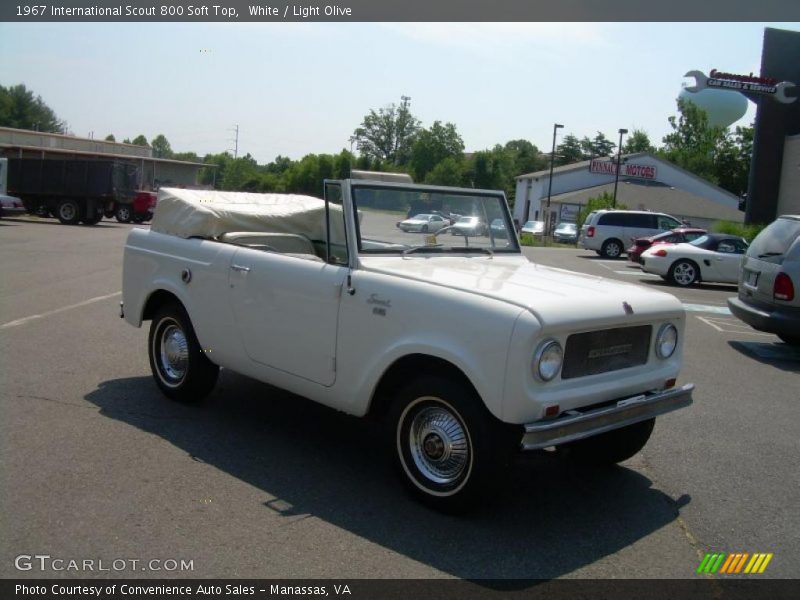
left=81, top=209, right=103, bottom=225
left=390, top=375, right=519, bottom=512
left=56, top=199, right=82, bottom=225
left=777, top=333, right=800, bottom=346
left=558, top=418, right=655, bottom=465
left=116, top=205, right=132, bottom=223
left=600, top=238, right=624, bottom=258
left=669, top=259, right=699, bottom=287
left=148, top=303, right=219, bottom=403
left=132, top=214, right=145, bottom=224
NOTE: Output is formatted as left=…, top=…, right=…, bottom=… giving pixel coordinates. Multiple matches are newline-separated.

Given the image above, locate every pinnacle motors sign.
left=589, top=159, right=657, bottom=180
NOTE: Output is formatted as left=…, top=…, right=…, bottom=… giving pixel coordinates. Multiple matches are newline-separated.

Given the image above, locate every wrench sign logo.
left=684, top=69, right=797, bottom=104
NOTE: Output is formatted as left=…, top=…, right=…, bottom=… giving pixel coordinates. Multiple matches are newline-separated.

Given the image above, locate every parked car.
left=553, top=222, right=578, bottom=244
left=450, top=215, right=486, bottom=236
left=579, top=210, right=683, bottom=258
left=122, top=179, right=693, bottom=511
left=0, top=193, right=26, bottom=218
left=398, top=213, right=449, bottom=233
left=520, top=220, right=544, bottom=237
left=728, top=215, right=800, bottom=346
left=640, top=233, right=749, bottom=286
left=627, top=228, right=707, bottom=264
left=489, top=218, right=509, bottom=236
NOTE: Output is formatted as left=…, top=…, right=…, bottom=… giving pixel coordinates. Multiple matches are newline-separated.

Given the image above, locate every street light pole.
left=612, top=128, right=628, bottom=208
left=545, top=123, right=563, bottom=237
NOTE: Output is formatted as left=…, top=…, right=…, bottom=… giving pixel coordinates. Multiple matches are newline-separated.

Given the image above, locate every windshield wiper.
left=451, top=246, right=493, bottom=257
left=403, top=245, right=443, bottom=255
left=757, top=252, right=783, bottom=258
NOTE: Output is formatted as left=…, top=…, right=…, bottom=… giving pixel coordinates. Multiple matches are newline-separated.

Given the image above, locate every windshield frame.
left=350, top=181, right=521, bottom=255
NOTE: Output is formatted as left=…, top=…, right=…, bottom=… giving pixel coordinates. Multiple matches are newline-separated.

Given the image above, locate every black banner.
left=2, top=0, right=800, bottom=22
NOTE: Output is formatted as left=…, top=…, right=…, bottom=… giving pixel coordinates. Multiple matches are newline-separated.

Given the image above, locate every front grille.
left=561, top=325, right=652, bottom=379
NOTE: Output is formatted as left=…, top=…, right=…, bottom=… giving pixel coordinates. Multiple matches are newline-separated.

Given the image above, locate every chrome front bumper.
left=521, top=384, right=694, bottom=450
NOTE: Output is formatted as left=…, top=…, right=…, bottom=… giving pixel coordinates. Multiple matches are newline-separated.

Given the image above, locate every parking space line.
left=682, top=303, right=732, bottom=315
left=696, top=315, right=774, bottom=336
left=0, top=291, right=122, bottom=330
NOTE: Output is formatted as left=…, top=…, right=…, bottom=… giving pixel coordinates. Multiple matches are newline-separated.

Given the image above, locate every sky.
left=1, top=22, right=799, bottom=164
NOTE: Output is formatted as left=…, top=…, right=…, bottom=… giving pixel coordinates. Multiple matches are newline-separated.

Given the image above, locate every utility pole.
left=228, top=124, right=239, bottom=159
left=612, top=128, right=628, bottom=208
left=545, top=123, right=564, bottom=237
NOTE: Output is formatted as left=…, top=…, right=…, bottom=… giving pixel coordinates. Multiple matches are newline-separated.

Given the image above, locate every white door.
left=711, top=239, right=747, bottom=283
left=228, top=248, right=346, bottom=386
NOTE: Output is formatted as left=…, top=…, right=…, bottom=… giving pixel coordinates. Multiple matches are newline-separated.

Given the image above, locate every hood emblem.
left=623, top=301, right=634, bottom=315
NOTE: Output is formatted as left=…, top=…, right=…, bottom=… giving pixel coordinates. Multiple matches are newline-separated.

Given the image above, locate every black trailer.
left=7, top=158, right=137, bottom=225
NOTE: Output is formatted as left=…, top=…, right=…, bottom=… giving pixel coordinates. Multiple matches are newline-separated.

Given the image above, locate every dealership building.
left=514, top=152, right=744, bottom=231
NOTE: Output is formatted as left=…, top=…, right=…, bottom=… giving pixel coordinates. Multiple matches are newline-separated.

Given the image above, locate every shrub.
left=712, top=221, right=766, bottom=242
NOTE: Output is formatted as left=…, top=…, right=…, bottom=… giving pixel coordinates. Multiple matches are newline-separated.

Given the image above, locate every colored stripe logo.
left=697, top=552, right=773, bottom=574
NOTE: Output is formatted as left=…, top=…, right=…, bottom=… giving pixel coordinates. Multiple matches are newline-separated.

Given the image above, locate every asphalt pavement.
left=0, top=217, right=797, bottom=581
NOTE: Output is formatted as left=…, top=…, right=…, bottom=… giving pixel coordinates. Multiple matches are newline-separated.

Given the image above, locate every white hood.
left=360, top=255, right=684, bottom=329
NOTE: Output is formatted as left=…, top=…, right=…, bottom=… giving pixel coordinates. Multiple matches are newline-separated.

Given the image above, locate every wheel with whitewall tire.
left=390, top=374, right=518, bottom=512
left=148, top=302, right=219, bottom=402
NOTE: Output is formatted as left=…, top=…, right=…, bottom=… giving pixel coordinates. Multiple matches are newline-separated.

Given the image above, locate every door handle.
left=230, top=264, right=251, bottom=273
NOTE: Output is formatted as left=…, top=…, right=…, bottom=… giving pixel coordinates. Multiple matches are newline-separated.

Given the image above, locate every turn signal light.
left=774, top=273, right=795, bottom=301
left=653, top=249, right=668, bottom=257
left=544, top=405, right=560, bottom=417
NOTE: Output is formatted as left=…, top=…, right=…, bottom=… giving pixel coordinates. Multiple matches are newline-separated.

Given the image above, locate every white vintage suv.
left=122, top=175, right=693, bottom=510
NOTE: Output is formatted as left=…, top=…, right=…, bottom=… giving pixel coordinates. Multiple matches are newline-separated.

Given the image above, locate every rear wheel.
left=390, top=375, right=519, bottom=512
left=56, top=199, right=82, bottom=225
left=669, top=260, right=699, bottom=286
left=148, top=303, right=219, bottom=402
left=600, top=238, right=624, bottom=258
left=558, top=418, right=655, bottom=465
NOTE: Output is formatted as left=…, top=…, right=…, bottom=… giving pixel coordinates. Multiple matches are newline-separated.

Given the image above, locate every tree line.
left=1, top=84, right=753, bottom=207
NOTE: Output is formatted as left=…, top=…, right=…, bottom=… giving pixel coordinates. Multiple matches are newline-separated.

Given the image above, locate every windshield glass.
left=690, top=235, right=710, bottom=247
left=352, top=185, right=519, bottom=254
left=746, top=218, right=800, bottom=264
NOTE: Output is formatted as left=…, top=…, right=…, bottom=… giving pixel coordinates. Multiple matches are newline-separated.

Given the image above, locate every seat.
left=219, top=232, right=321, bottom=260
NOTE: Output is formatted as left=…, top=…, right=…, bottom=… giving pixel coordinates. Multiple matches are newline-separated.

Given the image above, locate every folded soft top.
left=150, top=188, right=342, bottom=241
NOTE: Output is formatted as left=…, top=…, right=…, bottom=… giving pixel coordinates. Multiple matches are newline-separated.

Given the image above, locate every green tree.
left=659, top=98, right=726, bottom=183
left=0, top=83, right=66, bottom=133
left=104, top=134, right=116, bottom=142
left=555, top=134, right=584, bottom=166
left=131, top=134, right=149, bottom=146
left=424, top=157, right=464, bottom=186
left=623, top=129, right=654, bottom=154
left=151, top=134, right=173, bottom=158
left=576, top=192, right=627, bottom=230
left=410, top=121, right=464, bottom=181
left=714, top=124, right=753, bottom=199
left=503, top=139, right=546, bottom=176
left=592, top=132, right=616, bottom=157
left=354, top=95, right=421, bottom=165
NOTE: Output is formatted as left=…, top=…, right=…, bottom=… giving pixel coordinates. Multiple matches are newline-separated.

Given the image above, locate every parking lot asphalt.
left=1, top=217, right=797, bottom=580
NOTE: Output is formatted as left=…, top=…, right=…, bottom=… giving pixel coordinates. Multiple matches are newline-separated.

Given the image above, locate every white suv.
left=579, top=210, right=683, bottom=258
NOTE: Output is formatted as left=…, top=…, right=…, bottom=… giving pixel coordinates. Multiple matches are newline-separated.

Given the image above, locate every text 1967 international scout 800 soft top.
left=122, top=174, right=693, bottom=510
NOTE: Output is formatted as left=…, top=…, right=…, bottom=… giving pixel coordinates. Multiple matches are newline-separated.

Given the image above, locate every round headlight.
left=533, top=339, right=563, bottom=382
left=655, top=324, right=678, bottom=359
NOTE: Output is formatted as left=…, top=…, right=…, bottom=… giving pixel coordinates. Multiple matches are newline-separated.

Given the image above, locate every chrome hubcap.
left=119, top=208, right=130, bottom=219
left=674, top=263, right=695, bottom=285
left=409, top=405, right=469, bottom=485
left=159, top=324, right=188, bottom=383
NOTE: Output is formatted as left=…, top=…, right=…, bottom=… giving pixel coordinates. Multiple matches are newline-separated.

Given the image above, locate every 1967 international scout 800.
left=122, top=174, right=693, bottom=510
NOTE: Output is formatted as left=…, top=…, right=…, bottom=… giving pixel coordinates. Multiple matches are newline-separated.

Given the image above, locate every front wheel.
left=558, top=418, right=655, bottom=465
left=116, top=205, right=132, bottom=223
left=390, top=375, right=518, bottom=512
left=148, top=303, right=219, bottom=402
